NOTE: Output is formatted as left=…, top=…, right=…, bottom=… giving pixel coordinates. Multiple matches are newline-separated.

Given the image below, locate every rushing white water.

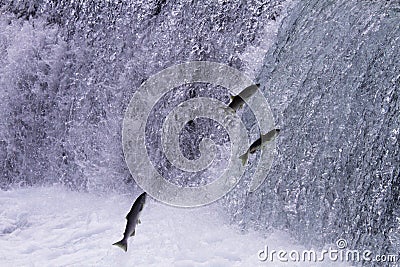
left=0, top=187, right=350, bottom=266
left=0, top=0, right=398, bottom=266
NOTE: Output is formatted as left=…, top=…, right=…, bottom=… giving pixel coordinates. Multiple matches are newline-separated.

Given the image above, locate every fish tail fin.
left=113, top=239, right=128, bottom=252
left=239, top=152, right=248, bottom=166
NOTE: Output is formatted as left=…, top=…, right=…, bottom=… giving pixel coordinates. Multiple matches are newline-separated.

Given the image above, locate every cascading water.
left=0, top=0, right=288, bottom=192
left=0, top=0, right=398, bottom=265
left=224, top=0, right=400, bottom=261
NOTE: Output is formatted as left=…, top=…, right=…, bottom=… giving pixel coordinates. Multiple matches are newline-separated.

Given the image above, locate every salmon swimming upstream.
left=225, top=83, right=260, bottom=113
left=113, top=192, right=147, bottom=252
left=239, top=129, right=280, bottom=165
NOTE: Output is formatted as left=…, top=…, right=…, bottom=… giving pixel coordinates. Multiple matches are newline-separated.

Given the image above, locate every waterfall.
left=0, top=0, right=398, bottom=260
left=225, top=0, right=400, bottom=257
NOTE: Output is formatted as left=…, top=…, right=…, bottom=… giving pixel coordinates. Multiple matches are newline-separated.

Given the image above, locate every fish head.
left=137, top=192, right=147, bottom=205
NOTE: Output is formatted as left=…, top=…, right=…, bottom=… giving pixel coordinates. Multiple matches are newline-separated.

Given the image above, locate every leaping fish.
left=224, top=83, right=260, bottom=113
left=239, top=129, right=280, bottom=165
left=113, top=192, right=147, bottom=252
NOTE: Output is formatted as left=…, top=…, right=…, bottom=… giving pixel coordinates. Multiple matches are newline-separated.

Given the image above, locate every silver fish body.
left=113, top=192, right=146, bottom=252
left=239, top=129, right=280, bottom=165
left=227, top=83, right=260, bottom=112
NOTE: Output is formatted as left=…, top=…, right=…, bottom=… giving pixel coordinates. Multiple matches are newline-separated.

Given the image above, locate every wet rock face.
left=228, top=0, right=399, bottom=256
